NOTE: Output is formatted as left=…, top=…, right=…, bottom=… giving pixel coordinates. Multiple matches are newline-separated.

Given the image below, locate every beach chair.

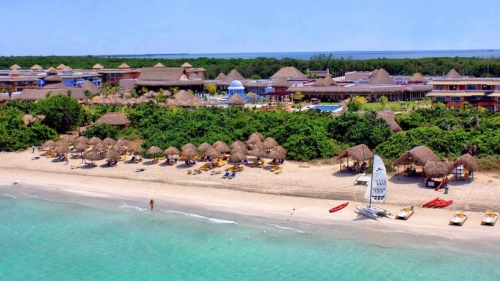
left=119, top=155, right=127, bottom=161
left=275, top=166, right=283, bottom=174
left=270, top=164, right=278, bottom=172
left=228, top=172, right=236, bottom=179
left=222, top=172, right=230, bottom=178
left=243, top=159, right=249, bottom=165
left=249, top=160, right=258, bottom=168
left=135, top=168, right=145, bottom=172
left=257, top=160, right=265, bottom=168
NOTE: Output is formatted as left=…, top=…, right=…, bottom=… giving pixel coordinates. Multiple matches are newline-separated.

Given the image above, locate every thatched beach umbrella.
left=246, top=92, right=260, bottom=100
left=128, top=145, right=144, bottom=155
left=116, top=138, right=130, bottom=147
left=263, top=137, right=278, bottom=150
left=204, top=147, right=221, bottom=159
left=106, top=149, right=121, bottom=161
left=181, top=143, right=197, bottom=151
left=147, top=146, right=163, bottom=156
left=230, top=140, right=246, bottom=150
left=268, top=148, right=286, bottom=162
left=54, top=145, right=70, bottom=155
left=249, top=147, right=267, bottom=161
left=111, top=144, right=125, bottom=154
left=75, top=136, right=89, bottom=144
left=88, top=137, right=102, bottom=145
left=181, top=147, right=198, bottom=166
left=274, top=145, right=287, bottom=156
left=164, top=146, right=180, bottom=157
left=226, top=94, right=246, bottom=106
left=197, top=142, right=212, bottom=152
left=84, top=150, right=101, bottom=164
left=231, top=145, right=249, bottom=155
left=424, top=161, right=453, bottom=179
left=74, top=142, right=89, bottom=159
left=92, top=142, right=107, bottom=153
left=42, top=140, right=56, bottom=149
left=248, top=132, right=265, bottom=143
left=453, top=154, right=479, bottom=172
left=228, top=151, right=247, bottom=163
left=102, top=137, right=116, bottom=147
left=213, top=141, right=230, bottom=153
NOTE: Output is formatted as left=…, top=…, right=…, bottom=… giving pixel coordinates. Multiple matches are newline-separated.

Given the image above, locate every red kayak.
left=422, top=197, right=440, bottom=208
left=329, top=202, right=349, bottom=213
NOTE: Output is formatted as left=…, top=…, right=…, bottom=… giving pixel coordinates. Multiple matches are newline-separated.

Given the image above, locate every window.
left=449, top=85, right=458, bottom=90
left=466, top=85, right=477, bottom=90
left=434, top=85, right=444, bottom=90
left=481, top=85, right=493, bottom=90
left=450, top=96, right=462, bottom=101
left=435, top=96, right=446, bottom=101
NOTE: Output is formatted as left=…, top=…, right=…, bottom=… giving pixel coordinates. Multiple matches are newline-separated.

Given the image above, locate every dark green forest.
left=2, top=97, right=500, bottom=169
left=1, top=55, right=500, bottom=79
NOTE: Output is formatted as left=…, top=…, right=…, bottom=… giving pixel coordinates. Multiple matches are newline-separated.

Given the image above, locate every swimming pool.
left=310, top=105, right=343, bottom=112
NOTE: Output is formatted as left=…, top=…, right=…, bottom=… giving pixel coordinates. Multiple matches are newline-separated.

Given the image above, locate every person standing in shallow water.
left=150, top=199, right=155, bottom=210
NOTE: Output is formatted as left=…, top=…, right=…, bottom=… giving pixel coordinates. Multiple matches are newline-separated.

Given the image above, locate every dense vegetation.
left=2, top=96, right=500, bottom=168
left=1, top=55, right=500, bottom=79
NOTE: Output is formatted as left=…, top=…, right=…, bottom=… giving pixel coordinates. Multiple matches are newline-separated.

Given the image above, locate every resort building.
left=94, top=63, right=140, bottom=86
left=427, top=69, right=500, bottom=111
left=134, top=63, right=206, bottom=92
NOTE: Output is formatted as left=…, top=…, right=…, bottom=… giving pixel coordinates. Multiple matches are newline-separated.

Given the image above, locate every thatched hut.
left=393, top=146, right=440, bottom=176
left=336, top=144, right=373, bottom=170
left=423, top=161, right=453, bottom=179
left=226, top=94, right=246, bottom=106
left=453, top=153, right=479, bottom=180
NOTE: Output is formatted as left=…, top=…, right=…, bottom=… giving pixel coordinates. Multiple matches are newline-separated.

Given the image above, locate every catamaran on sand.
left=356, top=154, right=392, bottom=220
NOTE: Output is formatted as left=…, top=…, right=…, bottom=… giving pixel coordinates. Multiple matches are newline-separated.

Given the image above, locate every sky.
left=2, top=0, right=499, bottom=56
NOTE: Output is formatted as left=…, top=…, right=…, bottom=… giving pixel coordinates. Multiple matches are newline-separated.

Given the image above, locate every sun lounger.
left=135, top=168, right=145, bottom=172
left=257, top=161, right=265, bottom=168
left=119, top=155, right=127, bottom=161
left=71, top=165, right=81, bottom=169
left=249, top=160, right=258, bottom=168
left=275, top=166, right=283, bottom=174
left=211, top=170, right=222, bottom=175
left=228, top=172, right=236, bottom=179
left=270, top=164, right=278, bottom=172
left=222, top=172, right=230, bottom=178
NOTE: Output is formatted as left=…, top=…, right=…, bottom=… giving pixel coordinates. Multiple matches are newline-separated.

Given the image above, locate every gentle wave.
left=118, top=203, right=148, bottom=212
left=2, top=193, right=16, bottom=199
left=162, top=209, right=238, bottom=225
left=267, top=223, right=304, bottom=234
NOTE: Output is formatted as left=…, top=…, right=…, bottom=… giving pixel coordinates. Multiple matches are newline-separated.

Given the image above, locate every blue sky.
left=2, top=0, right=499, bottom=56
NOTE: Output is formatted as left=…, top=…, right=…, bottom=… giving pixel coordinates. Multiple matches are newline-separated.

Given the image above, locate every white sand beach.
left=2, top=149, right=500, bottom=242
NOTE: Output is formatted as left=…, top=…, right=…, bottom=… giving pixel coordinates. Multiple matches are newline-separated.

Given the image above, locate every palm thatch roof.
left=154, top=62, right=166, bottom=68
left=213, top=141, right=230, bottom=153
left=263, top=137, right=278, bottom=150
left=56, top=64, right=66, bottom=70
left=197, top=142, right=212, bottom=152
left=246, top=92, right=260, bottom=99
left=272, top=77, right=291, bottom=88
left=224, top=69, right=245, bottom=81
left=9, top=64, right=21, bottom=70
left=181, top=143, right=197, bottom=151
left=445, top=69, right=461, bottom=79
left=337, top=144, right=373, bottom=162
left=92, top=63, right=104, bottom=69
left=376, top=111, right=402, bottom=132
left=228, top=151, right=247, bottom=162
left=453, top=154, right=479, bottom=171
left=174, top=90, right=195, bottom=101
left=271, top=67, right=307, bottom=79
left=31, top=64, right=43, bottom=71
left=424, top=161, right=453, bottom=178
left=368, top=68, right=395, bottom=84
left=95, top=112, right=130, bottom=126
left=215, top=73, right=226, bottom=80
left=84, top=150, right=102, bottom=162
left=81, top=81, right=100, bottom=94
left=88, top=137, right=102, bottom=145
left=102, top=137, right=116, bottom=147
left=75, top=136, right=89, bottom=144
left=268, top=148, right=286, bottom=160
left=248, top=132, right=265, bottom=143
left=393, top=146, right=440, bottom=167
left=408, top=72, right=426, bottom=83
left=47, top=67, right=57, bottom=75
left=44, top=74, right=62, bottom=83
left=204, top=147, right=221, bottom=159
left=42, top=140, right=56, bottom=148
left=226, top=94, right=246, bottom=105
left=181, top=62, right=193, bottom=68
left=118, top=63, right=130, bottom=69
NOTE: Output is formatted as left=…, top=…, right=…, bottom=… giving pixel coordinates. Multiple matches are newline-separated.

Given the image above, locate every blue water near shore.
left=105, top=49, right=500, bottom=60
left=1, top=184, right=500, bottom=280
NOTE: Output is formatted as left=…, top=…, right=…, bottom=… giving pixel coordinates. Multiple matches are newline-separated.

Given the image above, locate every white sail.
left=370, top=155, right=387, bottom=203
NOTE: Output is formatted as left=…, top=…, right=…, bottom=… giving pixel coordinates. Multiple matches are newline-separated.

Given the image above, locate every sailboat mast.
left=369, top=155, right=374, bottom=207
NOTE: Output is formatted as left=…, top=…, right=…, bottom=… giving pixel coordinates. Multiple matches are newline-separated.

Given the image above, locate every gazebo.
left=393, top=146, right=440, bottom=177
left=336, top=144, right=373, bottom=172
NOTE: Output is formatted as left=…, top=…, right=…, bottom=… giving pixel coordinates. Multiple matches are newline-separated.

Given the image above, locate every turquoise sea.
left=1, top=184, right=500, bottom=281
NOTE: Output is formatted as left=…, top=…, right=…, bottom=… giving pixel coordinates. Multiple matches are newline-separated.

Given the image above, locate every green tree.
left=83, top=123, right=118, bottom=140
left=204, top=83, right=217, bottom=96
left=293, top=91, right=304, bottom=103
left=34, top=94, right=86, bottom=132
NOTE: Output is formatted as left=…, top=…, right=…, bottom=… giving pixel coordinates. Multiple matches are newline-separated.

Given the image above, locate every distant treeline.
left=1, top=55, right=500, bottom=79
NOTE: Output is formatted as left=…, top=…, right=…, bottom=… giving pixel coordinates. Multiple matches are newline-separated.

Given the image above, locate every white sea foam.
left=267, top=223, right=304, bottom=234
left=162, top=209, right=238, bottom=225
left=2, top=193, right=16, bottom=199
left=118, top=203, right=148, bottom=212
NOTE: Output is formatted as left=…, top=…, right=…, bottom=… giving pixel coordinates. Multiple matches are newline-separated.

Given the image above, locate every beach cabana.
left=453, top=154, right=479, bottom=180
left=336, top=144, right=373, bottom=172
left=423, top=161, right=453, bottom=179
left=393, top=146, right=440, bottom=177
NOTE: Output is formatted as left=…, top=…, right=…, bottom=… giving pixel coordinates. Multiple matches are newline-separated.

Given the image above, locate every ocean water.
left=1, top=184, right=500, bottom=281
left=107, top=49, right=500, bottom=60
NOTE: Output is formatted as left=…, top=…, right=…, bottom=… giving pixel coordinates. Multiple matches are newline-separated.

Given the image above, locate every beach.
left=1, top=149, right=500, bottom=243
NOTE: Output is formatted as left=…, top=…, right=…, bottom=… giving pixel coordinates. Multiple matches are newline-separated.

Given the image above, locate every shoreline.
left=2, top=150, right=500, bottom=243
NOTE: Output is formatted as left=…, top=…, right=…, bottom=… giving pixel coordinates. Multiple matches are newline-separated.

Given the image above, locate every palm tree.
left=293, top=91, right=304, bottom=104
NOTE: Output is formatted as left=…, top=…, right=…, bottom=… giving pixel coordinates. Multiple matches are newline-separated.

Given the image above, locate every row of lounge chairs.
left=222, top=171, right=236, bottom=179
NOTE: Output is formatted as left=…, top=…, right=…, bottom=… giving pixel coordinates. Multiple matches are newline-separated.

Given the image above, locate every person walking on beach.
left=32, top=144, right=35, bottom=154
left=150, top=199, right=155, bottom=210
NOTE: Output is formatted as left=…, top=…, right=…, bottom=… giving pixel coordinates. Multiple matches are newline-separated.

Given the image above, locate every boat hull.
left=481, top=212, right=498, bottom=226
left=329, top=202, right=349, bottom=213
left=356, top=206, right=379, bottom=220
